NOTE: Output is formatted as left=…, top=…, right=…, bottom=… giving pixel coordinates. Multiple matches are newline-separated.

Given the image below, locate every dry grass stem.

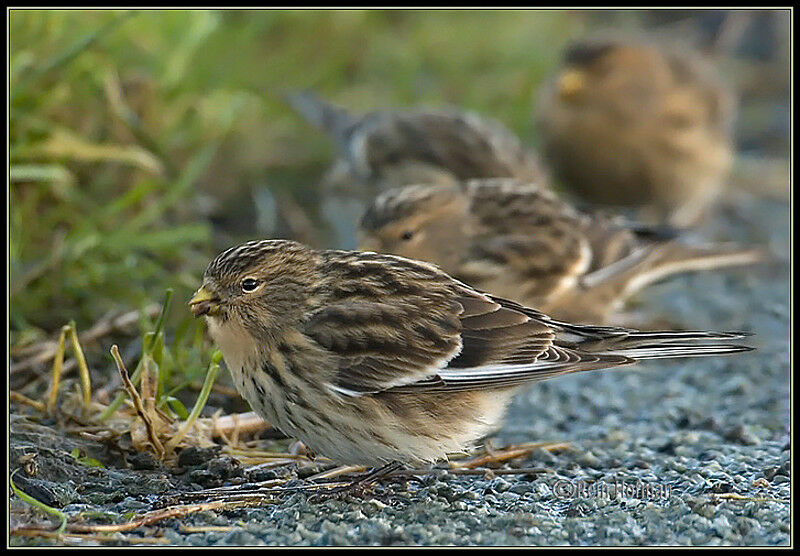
left=163, top=351, right=221, bottom=454
left=450, top=441, right=571, bottom=470
left=111, top=345, right=165, bottom=459
left=11, top=305, right=161, bottom=374
left=10, top=390, right=47, bottom=412
left=712, top=493, right=790, bottom=504
left=67, top=323, right=92, bottom=410
left=65, top=498, right=285, bottom=534
left=307, top=465, right=367, bottom=482
left=9, top=528, right=171, bottom=545
left=46, top=326, right=70, bottom=414
left=211, top=412, right=268, bottom=440
left=179, top=525, right=235, bottom=534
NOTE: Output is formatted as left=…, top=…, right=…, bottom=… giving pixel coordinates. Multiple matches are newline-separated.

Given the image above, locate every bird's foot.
left=311, top=461, right=403, bottom=501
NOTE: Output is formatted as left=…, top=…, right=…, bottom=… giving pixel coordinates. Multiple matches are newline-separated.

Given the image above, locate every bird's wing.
left=454, top=179, right=594, bottom=301
left=401, top=289, right=636, bottom=393
left=460, top=233, right=591, bottom=303
left=465, top=178, right=579, bottom=233
left=302, top=255, right=628, bottom=396
left=426, top=292, right=750, bottom=393
left=468, top=178, right=709, bottom=280
left=301, top=295, right=464, bottom=396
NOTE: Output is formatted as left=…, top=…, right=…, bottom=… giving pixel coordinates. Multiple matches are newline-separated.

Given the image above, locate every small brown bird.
left=359, top=179, right=764, bottom=324
left=537, top=37, right=736, bottom=227
left=190, top=239, right=750, bottom=467
left=285, top=90, right=545, bottom=195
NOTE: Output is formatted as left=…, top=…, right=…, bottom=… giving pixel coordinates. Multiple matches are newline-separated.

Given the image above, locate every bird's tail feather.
left=605, top=342, right=754, bottom=360
left=613, top=329, right=751, bottom=347
left=487, top=295, right=755, bottom=365
left=567, top=326, right=754, bottom=360
left=578, top=241, right=767, bottom=314
left=283, top=89, right=355, bottom=147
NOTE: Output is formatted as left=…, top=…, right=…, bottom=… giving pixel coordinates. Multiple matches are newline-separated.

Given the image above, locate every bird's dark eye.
left=400, top=230, right=414, bottom=241
left=241, top=278, right=259, bottom=293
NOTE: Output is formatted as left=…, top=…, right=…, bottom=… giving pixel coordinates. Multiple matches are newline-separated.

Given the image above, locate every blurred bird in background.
left=285, top=90, right=545, bottom=195
left=359, top=178, right=765, bottom=325
left=537, top=36, right=736, bottom=227
left=285, top=90, right=544, bottom=249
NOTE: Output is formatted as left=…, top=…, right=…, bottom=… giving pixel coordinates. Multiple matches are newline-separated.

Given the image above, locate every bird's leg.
left=355, top=461, right=404, bottom=486
left=324, top=461, right=404, bottom=498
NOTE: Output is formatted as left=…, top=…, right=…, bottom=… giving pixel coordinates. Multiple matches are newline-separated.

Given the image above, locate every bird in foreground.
left=537, top=37, right=736, bottom=227
left=190, top=239, right=751, bottom=467
left=284, top=90, right=545, bottom=196
left=359, top=178, right=764, bottom=325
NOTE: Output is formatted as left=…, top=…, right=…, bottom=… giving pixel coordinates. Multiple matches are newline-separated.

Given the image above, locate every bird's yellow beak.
left=189, top=286, right=220, bottom=317
left=557, top=69, right=586, bottom=99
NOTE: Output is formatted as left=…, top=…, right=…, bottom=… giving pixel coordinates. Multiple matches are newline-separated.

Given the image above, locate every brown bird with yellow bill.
left=537, top=37, right=736, bottom=227
left=359, top=179, right=764, bottom=324
left=190, top=239, right=751, bottom=468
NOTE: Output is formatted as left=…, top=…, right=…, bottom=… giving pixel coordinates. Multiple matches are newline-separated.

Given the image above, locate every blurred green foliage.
left=10, top=9, right=581, bottom=343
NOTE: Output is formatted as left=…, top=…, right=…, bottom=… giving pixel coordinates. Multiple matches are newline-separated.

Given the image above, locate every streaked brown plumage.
left=191, top=239, right=751, bottom=467
left=285, top=90, right=545, bottom=195
left=359, top=178, right=764, bottom=324
left=537, top=37, right=736, bottom=227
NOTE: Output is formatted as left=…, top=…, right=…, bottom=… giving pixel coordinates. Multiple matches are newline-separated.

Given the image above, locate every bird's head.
left=190, top=239, right=318, bottom=337
left=557, top=39, right=669, bottom=103
left=358, top=184, right=470, bottom=270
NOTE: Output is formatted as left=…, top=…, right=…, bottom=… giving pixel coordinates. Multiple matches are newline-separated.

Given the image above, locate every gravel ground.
left=10, top=192, right=790, bottom=546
